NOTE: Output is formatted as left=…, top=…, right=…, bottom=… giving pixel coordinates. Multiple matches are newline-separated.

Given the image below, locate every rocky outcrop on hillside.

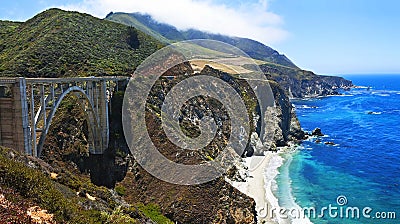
left=261, top=64, right=354, bottom=98
left=246, top=79, right=305, bottom=156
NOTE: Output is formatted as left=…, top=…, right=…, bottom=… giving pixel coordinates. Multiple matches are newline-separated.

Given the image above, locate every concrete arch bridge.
left=0, top=77, right=127, bottom=157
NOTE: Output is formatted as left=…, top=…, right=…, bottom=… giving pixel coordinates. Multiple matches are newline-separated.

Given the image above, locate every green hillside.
left=105, top=12, right=172, bottom=43
left=106, top=12, right=298, bottom=68
left=0, top=20, right=21, bottom=43
left=0, top=9, right=163, bottom=78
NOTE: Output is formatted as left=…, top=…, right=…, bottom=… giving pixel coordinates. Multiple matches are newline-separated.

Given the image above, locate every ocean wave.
left=354, top=86, right=370, bottom=89
left=296, top=105, right=318, bottom=109
left=367, top=111, right=382, bottom=115
left=267, top=152, right=313, bottom=224
left=351, top=92, right=365, bottom=95
left=371, top=90, right=400, bottom=96
left=263, top=154, right=286, bottom=223
left=334, top=94, right=354, bottom=97
left=274, top=154, right=312, bottom=224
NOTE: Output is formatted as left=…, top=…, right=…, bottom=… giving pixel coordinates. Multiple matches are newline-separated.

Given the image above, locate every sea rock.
left=289, top=106, right=306, bottom=140
left=312, top=128, right=324, bottom=136
left=325, top=141, right=335, bottom=146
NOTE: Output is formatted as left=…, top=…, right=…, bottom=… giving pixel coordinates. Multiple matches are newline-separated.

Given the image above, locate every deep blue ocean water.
left=275, top=75, right=400, bottom=223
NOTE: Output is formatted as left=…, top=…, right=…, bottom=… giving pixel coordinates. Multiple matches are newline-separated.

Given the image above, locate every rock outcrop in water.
left=312, top=127, right=324, bottom=136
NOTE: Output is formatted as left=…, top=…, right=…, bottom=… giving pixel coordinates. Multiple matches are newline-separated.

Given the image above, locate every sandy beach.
left=229, top=150, right=312, bottom=224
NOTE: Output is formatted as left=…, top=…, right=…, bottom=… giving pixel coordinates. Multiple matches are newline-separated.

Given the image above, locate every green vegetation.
left=137, top=203, right=174, bottom=224
left=0, top=8, right=163, bottom=78
left=0, top=20, right=21, bottom=45
left=0, top=146, right=104, bottom=223
left=101, top=207, right=138, bottom=224
left=106, top=13, right=171, bottom=43
left=115, top=185, right=126, bottom=196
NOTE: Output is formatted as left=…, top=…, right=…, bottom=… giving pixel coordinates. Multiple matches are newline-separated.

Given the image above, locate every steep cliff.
left=261, top=64, right=354, bottom=98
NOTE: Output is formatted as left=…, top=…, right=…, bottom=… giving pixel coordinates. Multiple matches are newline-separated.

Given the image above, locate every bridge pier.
left=0, top=78, right=31, bottom=154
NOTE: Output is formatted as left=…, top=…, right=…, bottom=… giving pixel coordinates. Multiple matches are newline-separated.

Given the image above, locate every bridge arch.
left=36, top=86, right=100, bottom=157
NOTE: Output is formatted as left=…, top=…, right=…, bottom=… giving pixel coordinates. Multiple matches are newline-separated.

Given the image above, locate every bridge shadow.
left=87, top=89, right=130, bottom=188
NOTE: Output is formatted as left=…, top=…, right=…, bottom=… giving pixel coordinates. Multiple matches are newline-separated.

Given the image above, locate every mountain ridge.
left=106, top=12, right=354, bottom=97
left=106, top=12, right=298, bottom=68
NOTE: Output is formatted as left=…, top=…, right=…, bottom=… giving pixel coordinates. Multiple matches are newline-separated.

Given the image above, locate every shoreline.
left=229, top=147, right=312, bottom=224
left=228, top=152, right=278, bottom=223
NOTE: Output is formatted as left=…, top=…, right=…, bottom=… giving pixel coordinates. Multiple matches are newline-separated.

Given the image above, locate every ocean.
left=274, top=75, right=400, bottom=223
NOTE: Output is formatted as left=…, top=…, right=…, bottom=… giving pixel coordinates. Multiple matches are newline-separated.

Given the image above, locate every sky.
left=0, top=0, right=399, bottom=75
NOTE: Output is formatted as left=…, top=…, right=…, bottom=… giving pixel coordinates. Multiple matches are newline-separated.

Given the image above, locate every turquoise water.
left=276, top=75, right=400, bottom=223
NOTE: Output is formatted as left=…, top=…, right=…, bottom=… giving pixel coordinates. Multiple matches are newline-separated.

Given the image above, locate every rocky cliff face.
left=261, top=64, right=354, bottom=98
left=117, top=63, right=258, bottom=223
left=246, top=79, right=305, bottom=157
left=112, top=64, right=305, bottom=223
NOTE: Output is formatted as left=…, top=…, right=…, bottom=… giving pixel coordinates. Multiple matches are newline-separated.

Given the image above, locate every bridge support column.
left=99, top=80, right=109, bottom=153
left=12, top=78, right=31, bottom=154
left=91, top=80, right=110, bottom=154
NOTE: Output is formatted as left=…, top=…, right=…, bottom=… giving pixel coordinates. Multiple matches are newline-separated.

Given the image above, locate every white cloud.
left=57, top=0, right=288, bottom=45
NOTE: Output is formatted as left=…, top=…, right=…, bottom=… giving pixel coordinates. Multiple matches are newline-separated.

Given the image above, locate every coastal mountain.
left=0, top=8, right=351, bottom=223
left=106, top=12, right=354, bottom=98
left=106, top=12, right=297, bottom=68
left=0, top=9, right=162, bottom=77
